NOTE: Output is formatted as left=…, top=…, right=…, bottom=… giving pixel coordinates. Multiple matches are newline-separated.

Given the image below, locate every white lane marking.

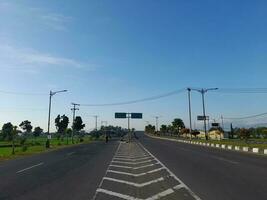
left=96, top=188, right=142, bottom=200
left=110, top=162, right=159, bottom=169
left=103, top=177, right=164, bottom=187
left=137, top=142, right=202, bottom=200
left=113, top=156, right=152, bottom=161
left=16, top=162, right=44, bottom=173
left=111, top=159, right=154, bottom=165
left=178, top=146, right=239, bottom=165
left=107, top=167, right=165, bottom=177
left=114, top=155, right=149, bottom=159
left=92, top=142, right=122, bottom=200
left=66, top=151, right=75, bottom=156
left=96, top=184, right=184, bottom=200
left=146, top=188, right=174, bottom=200
left=209, top=155, right=239, bottom=164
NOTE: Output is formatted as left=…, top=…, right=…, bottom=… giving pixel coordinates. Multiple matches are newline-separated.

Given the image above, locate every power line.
left=224, top=112, right=267, bottom=120
left=215, top=88, right=267, bottom=94
left=79, top=88, right=186, bottom=106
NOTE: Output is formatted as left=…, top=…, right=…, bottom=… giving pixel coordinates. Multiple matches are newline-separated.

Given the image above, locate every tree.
left=237, top=128, right=251, bottom=142
left=33, top=127, right=43, bottom=138
left=55, top=115, right=69, bottom=140
left=172, top=118, right=185, bottom=135
left=160, top=125, right=167, bottom=135
left=2, top=122, right=13, bottom=141
left=192, top=130, right=200, bottom=138
left=19, top=120, right=33, bottom=134
left=145, top=124, right=156, bottom=134
left=180, top=128, right=190, bottom=138
left=73, top=116, right=85, bottom=132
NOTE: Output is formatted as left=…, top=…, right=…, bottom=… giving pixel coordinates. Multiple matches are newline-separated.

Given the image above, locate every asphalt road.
left=0, top=139, right=119, bottom=200
left=1, top=133, right=267, bottom=200
left=138, top=132, right=267, bottom=200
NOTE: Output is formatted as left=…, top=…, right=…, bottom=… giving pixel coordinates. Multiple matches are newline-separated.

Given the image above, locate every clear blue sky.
left=0, top=0, right=267, bottom=131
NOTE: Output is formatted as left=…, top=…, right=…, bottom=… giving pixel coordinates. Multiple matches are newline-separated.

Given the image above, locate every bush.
left=45, top=140, right=50, bottom=148
left=20, top=137, right=27, bottom=145
left=22, top=145, right=28, bottom=152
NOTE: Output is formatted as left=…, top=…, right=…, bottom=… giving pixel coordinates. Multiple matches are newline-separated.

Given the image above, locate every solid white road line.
left=137, top=142, right=202, bottom=200
left=103, top=177, right=165, bottom=187
left=107, top=167, right=165, bottom=177
left=16, top=162, right=44, bottom=173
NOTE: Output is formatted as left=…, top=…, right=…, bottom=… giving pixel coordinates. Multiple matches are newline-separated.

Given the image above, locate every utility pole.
left=71, top=103, right=80, bottom=144
left=47, top=90, right=67, bottom=148
left=221, top=115, right=224, bottom=130
left=191, top=88, right=218, bottom=140
left=153, top=116, right=161, bottom=132
left=93, top=115, right=99, bottom=131
left=187, top=88, right=192, bottom=139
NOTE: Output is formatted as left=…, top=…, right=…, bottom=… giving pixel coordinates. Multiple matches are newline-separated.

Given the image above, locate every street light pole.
left=46, top=90, right=67, bottom=148
left=191, top=88, right=218, bottom=140
left=187, top=88, right=192, bottom=139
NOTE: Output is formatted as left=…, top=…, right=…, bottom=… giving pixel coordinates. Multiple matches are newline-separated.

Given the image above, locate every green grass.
left=0, top=135, right=99, bottom=161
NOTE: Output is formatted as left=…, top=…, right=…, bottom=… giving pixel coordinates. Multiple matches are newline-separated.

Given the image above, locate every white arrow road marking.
left=110, top=162, right=159, bottom=169
left=16, top=162, right=44, bottom=173
left=107, top=167, right=165, bottom=177
left=111, top=159, right=154, bottom=165
left=103, top=177, right=165, bottom=187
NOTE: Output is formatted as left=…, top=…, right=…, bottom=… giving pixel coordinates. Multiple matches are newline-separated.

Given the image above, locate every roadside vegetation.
left=145, top=118, right=267, bottom=150
left=0, top=115, right=125, bottom=161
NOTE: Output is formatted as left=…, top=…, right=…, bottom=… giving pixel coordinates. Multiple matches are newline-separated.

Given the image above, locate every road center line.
left=16, top=162, right=44, bottom=174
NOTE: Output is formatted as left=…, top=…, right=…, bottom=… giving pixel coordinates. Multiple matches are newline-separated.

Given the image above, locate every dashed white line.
left=16, top=162, right=44, bottom=174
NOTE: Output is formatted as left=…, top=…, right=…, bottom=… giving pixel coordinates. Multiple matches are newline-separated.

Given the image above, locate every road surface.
left=0, top=133, right=267, bottom=200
